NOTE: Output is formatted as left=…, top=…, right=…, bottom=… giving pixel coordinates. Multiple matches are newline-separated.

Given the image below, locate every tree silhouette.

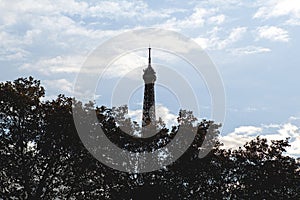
left=0, top=77, right=299, bottom=199
left=0, top=77, right=45, bottom=199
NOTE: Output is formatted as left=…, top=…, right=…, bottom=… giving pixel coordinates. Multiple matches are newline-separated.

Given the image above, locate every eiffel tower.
left=142, top=47, right=156, bottom=127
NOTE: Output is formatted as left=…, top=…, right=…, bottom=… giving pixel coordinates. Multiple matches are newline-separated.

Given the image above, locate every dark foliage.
left=0, top=77, right=299, bottom=199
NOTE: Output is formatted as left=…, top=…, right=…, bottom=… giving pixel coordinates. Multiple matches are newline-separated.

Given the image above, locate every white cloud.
left=262, top=123, right=281, bottom=129
left=289, top=116, right=300, bottom=121
left=233, top=126, right=262, bottom=135
left=194, top=27, right=247, bottom=50
left=221, top=122, right=300, bottom=158
left=104, top=52, right=147, bottom=79
left=254, top=0, right=300, bottom=25
left=201, top=0, right=246, bottom=8
left=128, top=109, right=143, bottom=123
left=161, top=8, right=207, bottom=31
left=285, top=18, right=300, bottom=25
left=0, top=1, right=130, bottom=65
left=1, top=0, right=190, bottom=75
left=254, top=0, right=300, bottom=21
left=43, top=78, right=96, bottom=100
left=0, top=47, right=29, bottom=61
left=256, top=26, right=290, bottom=42
left=0, top=31, right=29, bottom=61
left=218, top=27, right=247, bottom=48
left=156, top=104, right=178, bottom=127
left=0, top=0, right=170, bottom=25
left=277, top=123, right=298, bottom=138
left=208, top=14, right=225, bottom=24
left=230, top=46, right=271, bottom=55
left=184, top=7, right=210, bottom=27
left=221, top=135, right=252, bottom=150
left=0, top=0, right=177, bottom=32
left=89, top=1, right=142, bottom=19
left=288, top=136, right=300, bottom=156
left=20, top=55, right=85, bottom=75
left=159, top=7, right=225, bottom=31
left=44, top=78, right=74, bottom=94
left=221, top=125, right=262, bottom=150
left=87, top=1, right=176, bottom=21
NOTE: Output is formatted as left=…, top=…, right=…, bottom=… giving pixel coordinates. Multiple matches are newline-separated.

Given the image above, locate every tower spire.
left=148, top=46, right=151, bottom=66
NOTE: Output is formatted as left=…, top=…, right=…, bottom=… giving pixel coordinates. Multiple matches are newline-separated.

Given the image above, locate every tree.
left=1, top=77, right=299, bottom=199
left=0, top=77, right=45, bottom=198
left=223, top=137, right=300, bottom=199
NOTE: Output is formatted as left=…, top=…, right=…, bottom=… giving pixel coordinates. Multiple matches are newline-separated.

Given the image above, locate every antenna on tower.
left=148, top=45, right=151, bottom=66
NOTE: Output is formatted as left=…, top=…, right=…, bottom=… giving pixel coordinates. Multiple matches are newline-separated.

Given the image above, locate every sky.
left=0, top=0, right=299, bottom=157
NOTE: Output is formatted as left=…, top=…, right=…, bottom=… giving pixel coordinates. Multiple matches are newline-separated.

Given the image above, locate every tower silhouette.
left=142, top=47, right=156, bottom=127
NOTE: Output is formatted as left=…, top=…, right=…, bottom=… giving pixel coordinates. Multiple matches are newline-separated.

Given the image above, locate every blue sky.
left=0, top=0, right=299, bottom=157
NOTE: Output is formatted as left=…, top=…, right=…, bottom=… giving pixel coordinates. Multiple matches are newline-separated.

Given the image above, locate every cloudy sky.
left=0, top=0, right=299, bottom=157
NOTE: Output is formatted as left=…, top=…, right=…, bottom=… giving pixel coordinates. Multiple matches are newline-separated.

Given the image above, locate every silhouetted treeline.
left=0, top=77, right=299, bottom=199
